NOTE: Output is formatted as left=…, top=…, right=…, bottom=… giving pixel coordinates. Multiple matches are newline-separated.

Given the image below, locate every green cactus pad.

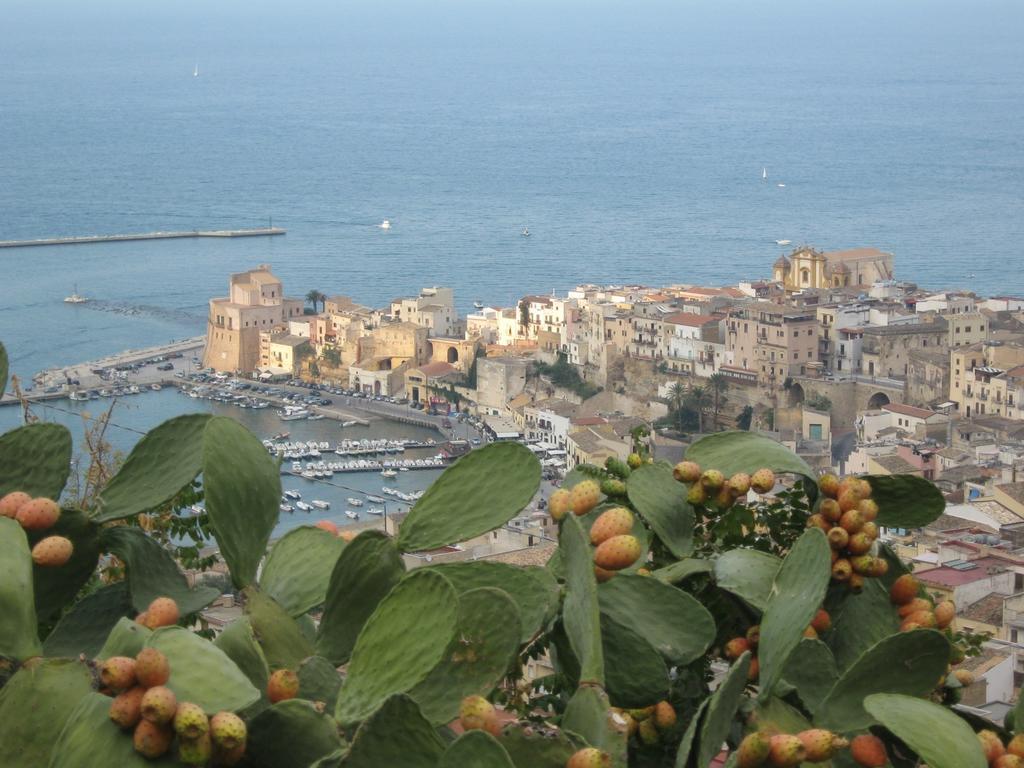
left=315, top=530, right=405, bottom=665
left=626, top=463, right=694, bottom=558
left=260, top=526, right=346, bottom=617
left=425, top=561, right=559, bottom=644
left=864, top=693, right=987, bottom=768
left=214, top=617, right=271, bottom=704
left=340, top=694, right=445, bottom=768
left=334, top=569, right=458, bottom=724
left=598, top=575, right=715, bottom=665
left=0, top=517, right=42, bottom=660
left=202, top=415, right=281, bottom=588
left=560, top=513, right=604, bottom=687
left=0, top=422, right=72, bottom=500
left=298, top=655, right=342, bottom=712
left=748, top=695, right=813, bottom=736
left=696, top=652, right=751, bottom=768
left=757, top=528, right=831, bottom=699
left=713, top=548, right=782, bottom=611
left=99, top=525, right=219, bottom=615
left=652, top=558, right=713, bottom=584
left=562, top=686, right=627, bottom=766
left=145, top=626, right=260, bottom=714
left=93, top=414, right=211, bottom=523
left=673, top=698, right=709, bottom=768
left=828, top=577, right=899, bottom=671
left=685, top=431, right=818, bottom=501
left=43, top=582, right=131, bottom=658
left=96, top=617, right=151, bottom=659
left=866, top=474, right=945, bottom=528
left=817, top=629, right=951, bottom=732
left=0, top=658, right=93, bottom=768
left=779, top=638, right=837, bottom=716
left=30, top=510, right=103, bottom=623
left=497, top=723, right=584, bottom=768
left=243, top=586, right=314, bottom=671
left=245, top=699, right=344, bottom=768
left=0, top=341, right=7, bottom=399
left=440, top=730, right=516, bottom=768
left=48, top=692, right=178, bottom=767
left=601, top=614, right=669, bottom=708
left=396, top=442, right=540, bottom=552
left=409, top=586, right=522, bottom=725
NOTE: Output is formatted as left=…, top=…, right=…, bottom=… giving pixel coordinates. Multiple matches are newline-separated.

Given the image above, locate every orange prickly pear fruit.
left=850, top=555, right=874, bottom=576
left=593, top=534, right=642, bottom=571
left=831, top=558, right=852, bottom=582
left=839, top=509, right=865, bottom=534
left=768, top=733, right=806, bottom=766
left=818, top=474, right=840, bottom=498
left=797, top=729, right=847, bottom=762
left=548, top=488, right=572, bottom=521
left=673, top=461, right=702, bottom=484
left=889, top=573, right=920, bottom=605
left=837, top=488, right=861, bottom=513
left=934, top=600, right=956, bottom=628
left=819, top=498, right=842, bottom=522
left=135, top=647, right=171, bottom=688
left=807, top=514, right=831, bottom=532
left=849, top=734, right=888, bottom=767
left=728, top=472, right=751, bottom=496
left=653, top=700, right=676, bottom=730
left=898, top=597, right=933, bottom=618
left=857, top=498, right=879, bottom=521
left=1007, top=733, right=1024, bottom=757
left=100, top=656, right=138, bottom=691
left=133, top=720, right=173, bottom=759
left=16, top=497, right=60, bottom=530
left=978, top=730, right=1006, bottom=763
left=145, top=596, right=180, bottom=629
left=570, top=480, right=601, bottom=516
left=803, top=625, right=818, bottom=639
left=566, top=747, right=612, bottom=768
left=714, top=486, right=736, bottom=510
left=849, top=573, right=865, bottom=592
left=827, top=527, right=850, bottom=550
left=904, top=609, right=937, bottom=629
left=594, top=565, right=616, bottom=583
left=589, top=507, right=634, bottom=546
left=747, top=656, right=760, bottom=681
left=32, top=536, right=74, bottom=567
left=267, top=668, right=300, bottom=703
left=109, top=686, right=146, bottom=730
left=0, top=491, right=31, bottom=518
left=810, top=608, right=831, bottom=633
left=724, top=637, right=750, bottom=660
left=750, top=468, right=775, bottom=494
left=459, top=695, right=498, bottom=733
left=867, top=557, right=888, bottom=578
left=140, top=685, right=177, bottom=724
left=861, top=521, right=879, bottom=539
left=994, top=755, right=1024, bottom=768
left=135, top=612, right=149, bottom=626
left=846, top=532, right=872, bottom=555
left=736, top=731, right=772, bottom=767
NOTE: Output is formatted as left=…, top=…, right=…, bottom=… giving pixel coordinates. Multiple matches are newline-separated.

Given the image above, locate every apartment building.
left=861, top=319, right=948, bottom=379
left=951, top=341, right=1024, bottom=417
left=725, top=303, right=819, bottom=389
left=661, top=313, right=724, bottom=377
left=390, top=286, right=458, bottom=337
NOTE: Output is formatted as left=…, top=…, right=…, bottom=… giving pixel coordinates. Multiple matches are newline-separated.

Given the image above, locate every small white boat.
left=775, top=239, right=791, bottom=246
left=69, top=391, right=89, bottom=401
left=285, top=489, right=301, bottom=500
left=381, top=469, right=398, bottom=478
left=311, top=500, right=330, bottom=510
left=296, top=501, right=313, bottom=512
left=378, top=219, right=391, bottom=230
left=777, top=183, right=786, bottom=188
left=366, top=495, right=385, bottom=503
left=521, top=227, right=530, bottom=237
left=64, top=284, right=89, bottom=304
left=280, top=504, right=294, bottom=513
left=473, top=301, right=484, bottom=310
left=346, top=497, right=364, bottom=507
left=345, top=510, right=359, bottom=519
left=399, top=466, right=409, bottom=472
left=307, top=414, right=325, bottom=421
left=368, top=507, right=385, bottom=516
left=341, top=420, right=358, bottom=427
left=150, top=383, right=162, bottom=391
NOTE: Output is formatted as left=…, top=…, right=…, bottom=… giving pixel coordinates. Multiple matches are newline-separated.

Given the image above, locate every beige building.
left=258, top=333, right=309, bottom=376
left=951, top=342, right=1024, bottom=418
left=772, top=246, right=894, bottom=292
left=475, top=357, right=531, bottom=415
left=390, top=287, right=457, bottom=337
left=725, top=303, right=819, bottom=389
left=203, top=265, right=305, bottom=373
left=405, top=361, right=462, bottom=406
left=945, top=312, right=990, bottom=348
left=861, top=320, right=948, bottom=380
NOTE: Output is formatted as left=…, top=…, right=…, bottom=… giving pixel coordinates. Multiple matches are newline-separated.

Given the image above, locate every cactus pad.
left=145, top=626, right=260, bottom=714
left=497, top=723, right=585, bottom=768
left=0, top=422, right=72, bottom=500
left=334, top=569, right=458, bottom=724
left=260, top=526, right=346, bottom=617
left=696, top=651, right=751, bottom=768
left=0, top=517, right=41, bottom=660
left=562, top=686, right=627, bottom=765
left=43, top=582, right=131, bottom=658
left=713, top=548, right=782, bottom=611
left=409, top=586, right=522, bottom=724
left=866, top=474, right=945, bottom=528
left=298, top=655, right=342, bottom=712
left=246, top=699, right=344, bottom=768
left=651, top=558, right=713, bottom=584
left=828, top=577, right=899, bottom=670
left=97, top=617, right=152, bottom=659
left=440, top=730, right=516, bottom=768
left=560, top=514, right=604, bottom=687
left=625, top=463, right=694, bottom=558
left=340, top=694, right=445, bottom=768
left=864, top=693, right=987, bottom=768
left=30, top=509, right=103, bottom=623
left=600, top=614, right=669, bottom=708
left=214, top=617, right=271, bottom=705
left=93, top=414, right=211, bottom=522
left=202, top=415, right=281, bottom=588
left=685, top=431, right=818, bottom=499
left=243, top=586, right=315, bottom=671
left=315, top=530, right=405, bottom=665
left=779, top=638, right=837, bottom=716
left=396, top=442, right=540, bottom=552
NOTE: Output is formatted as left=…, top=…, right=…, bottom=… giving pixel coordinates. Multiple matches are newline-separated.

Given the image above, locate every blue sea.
left=2, top=0, right=1023, bottom=384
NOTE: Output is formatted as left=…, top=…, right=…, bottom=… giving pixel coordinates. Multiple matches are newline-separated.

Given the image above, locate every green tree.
left=737, top=404, right=754, bottom=431
left=518, top=299, right=530, bottom=329
left=666, top=381, right=688, bottom=433
left=708, top=373, right=730, bottom=430
left=806, top=392, right=832, bottom=411
left=322, top=347, right=342, bottom=367
left=305, top=290, right=327, bottom=313
left=685, top=384, right=712, bottom=434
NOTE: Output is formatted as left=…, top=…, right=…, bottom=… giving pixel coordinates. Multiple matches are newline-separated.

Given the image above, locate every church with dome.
left=772, top=246, right=894, bottom=292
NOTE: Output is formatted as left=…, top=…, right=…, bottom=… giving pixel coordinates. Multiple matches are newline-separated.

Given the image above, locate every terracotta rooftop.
left=483, top=542, right=557, bottom=567
left=961, top=593, right=1007, bottom=627
left=916, top=557, right=1010, bottom=588
left=664, top=312, right=718, bottom=327
left=411, top=361, right=458, bottom=378
left=883, top=403, right=937, bottom=420
left=823, top=247, right=893, bottom=262
left=871, top=454, right=920, bottom=475
left=996, top=482, right=1024, bottom=505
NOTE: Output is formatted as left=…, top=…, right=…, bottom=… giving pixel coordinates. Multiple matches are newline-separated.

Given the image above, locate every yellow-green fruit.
left=727, top=472, right=751, bottom=497
left=210, top=711, right=248, bottom=751
left=570, top=480, right=602, bottom=516
left=178, top=732, right=212, bottom=766
left=549, top=489, right=572, bottom=521
left=672, top=461, right=702, bottom=484
left=459, top=695, right=499, bottom=735
left=819, top=498, right=842, bottom=522
left=714, top=486, right=736, bottom=510
left=173, top=701, right=210, bottom=740
left=627, top=705, right=654, bottom=721
left=140, top=685, right=177, bottom=725
left=818, top=473, right=841, bottom=498
left=593, top=534, right=642, bottom=571
left=653, top=700, right=676, bottom=730
left=627, top=452, right=643, bottom=469
left=566, top=747, right=612, bottom=768
left=638, top=718, right=660, bottom=746
left=701, top=469, right=725, bottom=491
left=745, top=625, right=761, bottom=647
left=590, top=507, right=634, bottom=546
left=750, top=468, right=775, bottom=494
left=133, top=720, right=173, bottom=759
left=601, top=478, right=627, bottom=498
left=736, top=731, right=772, bottom=768
left=687, top=483, right=707, bottom=505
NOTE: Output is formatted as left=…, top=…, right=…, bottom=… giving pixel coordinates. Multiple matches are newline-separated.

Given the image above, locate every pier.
left=0, top=228, right=285, bottom=249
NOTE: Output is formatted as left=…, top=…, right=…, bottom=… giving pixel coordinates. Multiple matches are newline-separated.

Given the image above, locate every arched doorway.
left=868, top=392, right=890, bottom=410
left=787, top=383, right=805, bottom=408
left=374, top=380, right=382, bottom=396
left=447, top=347, right=459, bottom=364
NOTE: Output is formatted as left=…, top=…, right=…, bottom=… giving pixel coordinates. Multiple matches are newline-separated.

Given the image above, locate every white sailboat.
left=378, top=219, right=391, bottom=230
left=762, top=167, right=767, bottom=180
left=193, top=63, right=199, bottom=77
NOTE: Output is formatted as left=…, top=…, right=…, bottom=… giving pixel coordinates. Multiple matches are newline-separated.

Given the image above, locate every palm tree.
left=708, top=373, right=730, bottom=431
left=305, top=290, right=326, bottom=313
left=685, top=384, right=712, bottom=434
left=666, top=381, right=687, bottom=432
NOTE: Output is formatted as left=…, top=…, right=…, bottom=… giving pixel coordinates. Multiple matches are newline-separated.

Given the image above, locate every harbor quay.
left=0, top=227, right=285, bottom=249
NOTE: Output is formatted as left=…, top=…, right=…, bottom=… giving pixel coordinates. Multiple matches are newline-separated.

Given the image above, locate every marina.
left=0, top=227, right=286, bottom=249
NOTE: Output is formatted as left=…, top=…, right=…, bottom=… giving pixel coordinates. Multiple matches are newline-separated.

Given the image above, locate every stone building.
left=474, top=357, right=531, bottom=415
left=860, top=319, right=948, bottom=380
left=951, top=341, right=1024, bottom=418
left=390, top=287, right=458, bottom=338
left=725, top=302, right=819, bottom=390
left=203, top=265, right=304, bottom=373
left=772, top=246, right=894, bottom=292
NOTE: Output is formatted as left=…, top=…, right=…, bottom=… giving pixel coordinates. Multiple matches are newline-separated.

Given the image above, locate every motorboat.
left=521, top=227, right=530, bottom=237
left=311, top=500, right=330, bottom=510
left=775, top=239, right=791, bottom=246
left=307, top=414, right=325, bottom=421
left=280, top=504, right=294, bottom=513
left=345, top=510, right=359, bottom=519
left=366, top=495, right=385, bottom=503
left=381, top=469, right=398, bottom=478
left=150, top=383, right=162, bottom=391
left=378, top=219, right=391, bottom=230
left=368, top=507, right=385, bottom=516
left=296, top=501, right=313, bottom=512
left=69, top=391, right=89, bottom=401
left=473, top=301, right=484, bottom=310
left=64, top=284, right=89, bottom=304
left=341, top=420, right=358, bottom=427
left=346, top=497, right=364, bottom=507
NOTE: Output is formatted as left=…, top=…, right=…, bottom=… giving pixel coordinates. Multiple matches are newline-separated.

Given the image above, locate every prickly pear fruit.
left=728, top=472, right=751, bottom=496
left=594, top=565, right=616, bottom=583
left=31, top=535, right=73, bottom=567
left=768, top=733, right=806, bottom=766
left=109, top=686, right=146, bottom=730
left=1007, top=732, right=1024, bottom=757
left=994, top=755, right=1024, bottom=768
left=857, top=498, right=879, bottom=521
left=746, top=625, right=761, bottom=647
left=100, top=656, right=137, bottom=691
left=627, top=452, right=643, bottom=469
left=178, top=731, right=213, bottom=766
left=904, top=610, right=937, bottom=629
left=672, top=461, right=702, bottom=484
left=714, top=486, right=736, bottom=510
left=797, top=729, right=846, bottom=761
left=627, top=705, right=654, bottom=721
left=750, top=468, right=775, bottom=494
left=978, top=730, right=1006, bottom=763
left=724, top=637, right=750, bottom=660
left=314, top=520, right=338, bottom=535
left=861, top=521, right=879, bottom=539
left=868, top=556, right=889, bottom=578
left=135, top=647, right=170, bottom=688
left=173, top=701, right=210, bottom=740
left=952, top=668, right=975, bottom=687
left=831, top=558, right=852, bottom=582
left=590, top=507, right=634, bottom=546
left=807, top=513, right=830, bottom=532
left=849, top=734, right=888, bottom=767
left=934, top=600, right=956, bottom=628
left=687, top=483, right=707, bottom=505
left=897, top=597, right=933, bottom=618
left=140, top=685, right=177, bottom=724
left=827, top=527, right=849, bottom=550
left=846, top=532, right=873, bottom=555
left=135, top=612, right=149, bottom=626
left=638, top=718, right=660, bottom=745
left=653, top=700, right=676, bottom=730
left=593, top=534, right=642, bottom=571
left=849, top=573, right=865, bottom=592
left=0, top=491, right=31, bottom=518
left=810, top=609, right=831, bottom=633
left=459, top=695, right=499, bottom=735
left=15, top=497, right=60, bottom=530
left=837, top=488, right=862, bottom=513
left=133, top=719, right=173, bottom=759
left=839, top=509, right=865, bottom=534
left=549, top=488, right=572, bottom=521
left=818, top=473, right=840, bottom=498
left=145, top=597, right=180, bottom=629
left=210, top=711, right=247, bottom=752
left=600, top=478, right=627, bottom=497
left=566, top=747, right=612, bottom=768
left=701, top=469, right=725, bottom=491
left=570, top=480, right=601, bottom=516
left=747, top=656, right=760, bottom=681
left=267, top=668, right=300, bottom=704
left=737, top=731, right=772, bottom=767
left=819, top=498, right=842, bottom=522
left=850, top=555, right=874, bottom=576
